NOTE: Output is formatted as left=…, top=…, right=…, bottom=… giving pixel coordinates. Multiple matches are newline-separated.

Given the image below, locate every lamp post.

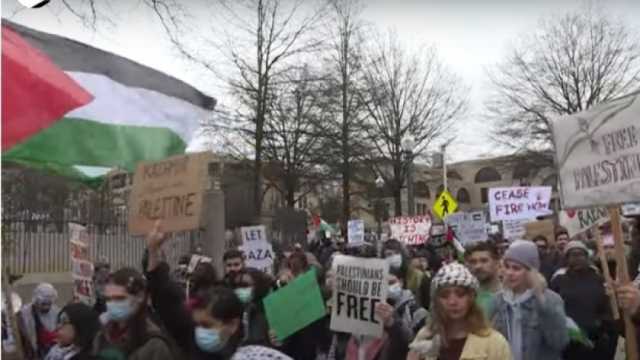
left=375, top=175, right=385, bottom=257
left=375, top=176, right=385, bottom=241
left=402, top=136, right=416, bottom=216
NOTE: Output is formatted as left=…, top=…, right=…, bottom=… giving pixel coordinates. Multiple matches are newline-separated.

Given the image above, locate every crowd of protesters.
left=4, top=214, right=640, bottom=360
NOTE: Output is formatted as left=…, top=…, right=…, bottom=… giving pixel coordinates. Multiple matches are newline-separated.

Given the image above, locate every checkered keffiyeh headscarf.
left=431, top=263, right=479, bottom=295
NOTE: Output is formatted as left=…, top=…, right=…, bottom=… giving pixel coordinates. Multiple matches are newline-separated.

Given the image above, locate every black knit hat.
left=58, top=303, right=100, bottom=350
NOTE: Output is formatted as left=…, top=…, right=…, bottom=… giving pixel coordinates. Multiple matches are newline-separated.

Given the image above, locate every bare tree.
left=361, top=32, right=467, bottom=215
left=487, top=5, right=640, bottom=155
left=318, top=0, right=372, bottom=231
left=262, top=66, right=328, bottom=207
left=148, top=0, right=326, bottom=217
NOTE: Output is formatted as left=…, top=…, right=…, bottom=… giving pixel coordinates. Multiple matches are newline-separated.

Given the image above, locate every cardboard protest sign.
left=502, top=219, right=528, bottom=240
left=389, top=215, right=432, bottom=245
left=69, top=223, right=94, bottom=305
left=241, top=225, right=274, bottom=274
left=187, top=255, right=212, bottom=273
left=263, top=269, right=325, bottom=341
left=524, top=219, right=555, bottom=243
left=347, top=220, right=365, bottom=245
left=559, top=207, right=609, bottom=238
left=444, top=211, right=487, bottom=245
left=551, top=92, right=640, bottom=208
left=330, top=255, right=389, bottom=337
left=489, top=186, right=552, bottom=221
left=128, top=152, right=210, bottom=235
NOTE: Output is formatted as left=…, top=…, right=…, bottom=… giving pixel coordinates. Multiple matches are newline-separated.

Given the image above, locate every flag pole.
left=594, top=225, right=620, bottom=320
left=610, top=207, right=638, bottom=360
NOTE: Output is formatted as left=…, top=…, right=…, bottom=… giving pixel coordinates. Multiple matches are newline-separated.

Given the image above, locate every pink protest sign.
left=389, top=215, right=432, bottom=245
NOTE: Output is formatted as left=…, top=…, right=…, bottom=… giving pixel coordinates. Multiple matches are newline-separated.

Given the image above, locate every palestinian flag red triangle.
left=2, top=24, right=93, bottom=150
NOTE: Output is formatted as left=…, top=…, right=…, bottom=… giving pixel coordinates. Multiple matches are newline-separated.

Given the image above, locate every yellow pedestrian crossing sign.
left=433, top=190, right=458, bottom=219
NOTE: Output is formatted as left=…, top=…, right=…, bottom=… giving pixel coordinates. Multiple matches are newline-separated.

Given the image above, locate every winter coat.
left=488, top=289, right=569, bottom=360
left=147, top=261, right=237, bottom=360
left=550, top=268, right=611, bottom=334
left=91, top=318, right=176, bottom=360
left=344, top=312, right=411, bottom=360
left=242, top=304, right=270, bottom=346
left=539, top=251, right=563, bottom=283
left=18, top=303, right=60, bottom=360
left=392, top=289, right=428, bottom=336
left=409, top=327, right=512, bottom=360
left=147, top=262, right=291, bottom=360
left=279, top=317, right=326, bottom=360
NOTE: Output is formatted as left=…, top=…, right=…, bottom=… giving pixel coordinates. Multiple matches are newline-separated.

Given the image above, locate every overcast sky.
left=3, top=0, right=640, bottom=162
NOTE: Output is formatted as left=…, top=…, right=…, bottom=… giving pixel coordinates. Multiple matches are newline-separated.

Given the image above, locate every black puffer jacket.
left=146, top=262, right=239, bottom=360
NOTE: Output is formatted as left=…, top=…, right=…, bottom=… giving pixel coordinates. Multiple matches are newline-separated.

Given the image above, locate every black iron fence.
left=1, top=204, right=198, bottom=275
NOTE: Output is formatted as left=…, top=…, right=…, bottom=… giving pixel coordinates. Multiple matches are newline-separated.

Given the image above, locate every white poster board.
left=559, top=207, right=609, bottom=238
left=241, top=225, right=274, bottom=275
left=69, top=223, right=94, bottom=305
left=622, top=203, right=640, bottom=216
left=489, top=186, right=552, bottom=221
left=188, top=255, right=212, bottom=273
left=502, top=219, right=528, bottom=240
left=551, top=93, right=640, bottom=208
left=389, top=215, right=432, bottom=245
left=347, top=220, right=365, bottom=245
left=444, top=211, right=488, bottom=245
left=330, top=255, right=389, bottom=338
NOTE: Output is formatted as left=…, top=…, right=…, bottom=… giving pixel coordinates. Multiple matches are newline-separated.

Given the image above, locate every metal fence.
left=2, top=208, right=199, bottom=275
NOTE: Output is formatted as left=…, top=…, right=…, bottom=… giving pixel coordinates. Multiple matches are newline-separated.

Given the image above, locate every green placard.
left=263, top=269, right=326, bottom=341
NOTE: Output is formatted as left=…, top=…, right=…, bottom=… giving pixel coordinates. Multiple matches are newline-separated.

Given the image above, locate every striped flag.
left=2, top=21, right=215, bottom=177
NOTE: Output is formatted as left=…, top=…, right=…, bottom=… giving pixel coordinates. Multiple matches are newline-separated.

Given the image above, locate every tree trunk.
left=254, top=112, right=264, bottom=217
left=393, top=186, right=402, bottom=216
left=285, top=175, right=296, bottom=208
left=341, top=156, right=350, bottom=235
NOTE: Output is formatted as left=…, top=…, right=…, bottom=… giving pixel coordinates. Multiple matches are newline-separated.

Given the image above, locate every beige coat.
left=409, top=327, right=512, bottom=360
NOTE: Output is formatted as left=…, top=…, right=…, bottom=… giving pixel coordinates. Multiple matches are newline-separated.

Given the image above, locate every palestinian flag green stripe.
left=2, top=20, right=215, bottom=180
left=4, top=117, right=186, bottom=170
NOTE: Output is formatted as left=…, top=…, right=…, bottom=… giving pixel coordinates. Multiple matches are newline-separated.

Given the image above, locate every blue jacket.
left=488, top=289, right=569, bottom=360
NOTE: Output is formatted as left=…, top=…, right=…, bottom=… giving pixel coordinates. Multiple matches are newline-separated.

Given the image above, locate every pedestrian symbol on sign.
left=441, top=198, right=450, bottom=216
left=432, top=191, right=458, bottom=220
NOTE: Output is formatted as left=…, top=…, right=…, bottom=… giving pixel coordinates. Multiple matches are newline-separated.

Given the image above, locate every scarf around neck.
left=44, top=344, right=79, bottom=360
left=502, top=289, right=534, bottom=360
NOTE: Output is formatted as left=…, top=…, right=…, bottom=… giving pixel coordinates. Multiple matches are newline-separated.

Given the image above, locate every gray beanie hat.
left=504, top=240, right=540, bottom=270
left=564, top=240, right=589, bottom=257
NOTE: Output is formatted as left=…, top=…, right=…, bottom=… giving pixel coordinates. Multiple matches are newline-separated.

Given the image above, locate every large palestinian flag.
left=1, top=20, right=215, bottom=178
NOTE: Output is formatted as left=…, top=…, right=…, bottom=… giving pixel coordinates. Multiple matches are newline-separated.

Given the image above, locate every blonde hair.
left=429, top=286, right=490, bottom=344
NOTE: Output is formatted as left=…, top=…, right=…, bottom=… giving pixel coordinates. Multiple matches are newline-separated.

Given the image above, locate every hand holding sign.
left=146, top=220, right=168, bottom=251
left=330, top=255, right=389, bottom=337
left=374, top=302, right=394, bottom=328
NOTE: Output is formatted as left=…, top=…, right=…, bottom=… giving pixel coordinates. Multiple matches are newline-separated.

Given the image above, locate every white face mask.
left=388, top=283, right=403, bottom=300
left=386, top=254, right=402, bottom=269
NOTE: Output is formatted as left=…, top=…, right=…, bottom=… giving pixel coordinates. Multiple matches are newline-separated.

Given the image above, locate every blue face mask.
left=195, top=326, right=225, bottom=353
left=106, top=299, right=134, bottom=322
left=235, top=287, right=253, bottom=304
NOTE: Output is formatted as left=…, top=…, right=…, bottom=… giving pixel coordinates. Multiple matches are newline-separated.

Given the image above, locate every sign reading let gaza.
left=128, top=152, right=209, bottom=235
